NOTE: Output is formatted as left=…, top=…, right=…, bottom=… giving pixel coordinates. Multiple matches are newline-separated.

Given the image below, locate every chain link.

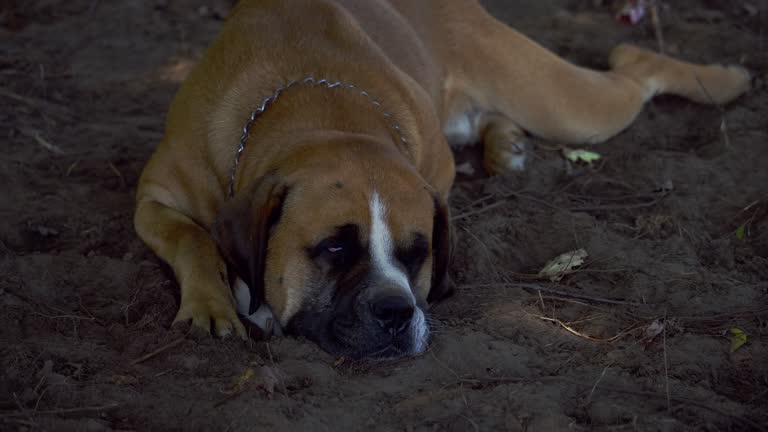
left=227, top=77, right=409, bottom=197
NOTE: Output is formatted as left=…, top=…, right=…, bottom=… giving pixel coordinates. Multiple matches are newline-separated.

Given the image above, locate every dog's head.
left=212, top=143, right=452, bottom=359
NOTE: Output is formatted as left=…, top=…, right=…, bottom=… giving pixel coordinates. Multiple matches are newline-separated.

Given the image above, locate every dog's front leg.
left=135, top=199, right=246, bottom=339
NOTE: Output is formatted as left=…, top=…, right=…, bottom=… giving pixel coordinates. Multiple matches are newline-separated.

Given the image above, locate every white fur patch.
left=233, top=277, right=282, bottom=335
left=443, top=112, right=475, bottom=147
left=369, top=191, right=413, bottom=300
left=410, top=308, right=429, bottom=355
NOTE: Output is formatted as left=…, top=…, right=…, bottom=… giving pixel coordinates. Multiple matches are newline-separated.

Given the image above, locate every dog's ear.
left=427, top=195, right=454, bottom=304
left=212, top=174, right=288, bottom=315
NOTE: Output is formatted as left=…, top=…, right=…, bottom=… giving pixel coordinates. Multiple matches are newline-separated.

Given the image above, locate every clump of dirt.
left=1, top=0, right=767, bottom=430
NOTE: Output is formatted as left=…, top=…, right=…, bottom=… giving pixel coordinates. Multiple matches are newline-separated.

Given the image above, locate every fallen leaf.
left=538, top=249, right=588, bottom=281
left=234, top=367, right=255, bottom=392
left=729, top=328, right=747, bottom=352
left=257, top=366, right=280, bottom=396
left=735, top=224, right=747, bottom=241
left=563, top=149, right=601, bottom=165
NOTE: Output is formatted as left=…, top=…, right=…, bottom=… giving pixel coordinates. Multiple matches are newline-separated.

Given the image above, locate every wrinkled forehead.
left=286, top=175, right=434, bottom=243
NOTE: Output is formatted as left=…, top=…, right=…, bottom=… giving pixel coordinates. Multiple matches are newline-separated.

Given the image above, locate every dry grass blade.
left=530, top=314, right=640, bottom=342
left=130, top=337, right=185, bottom=365
left=649, top=0, right=665, bottom=54
left=0, top=402, right=120, bottom=418
left=463, top=282, right=645, bottom=306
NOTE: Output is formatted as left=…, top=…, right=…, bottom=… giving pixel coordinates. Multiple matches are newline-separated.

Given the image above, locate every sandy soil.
left=1, top=0, right=767, bottom=430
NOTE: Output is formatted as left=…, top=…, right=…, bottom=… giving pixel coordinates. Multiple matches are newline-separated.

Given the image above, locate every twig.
left=10, top=393, right=35, bottom=427
left=587, top=363, right=613, bottom=404
left=662, top=312, right=671, bottom=413
left=675, top=307, right=768, bottom=322
left=694, top=76, right=731, bottom=149
left=503, top=189, right=565, bottom=211
left=461, top=282, right=645, bottom=306
left=31, top=132, right=65, bottom=155
left=66, top=160, right=80, bottom=177
left=452, top=200, right=507, bottom=221
left=265, top=342, right=291, bottom=412
left=569, top=197, right=663, bottom=212
left=531, top=314, right=640, bottom=342
left=648, top=0, right=666, bottom=54
left=108, top=162, right=126, bottom=189
left=0, top=403, right=120, bottom=418
left=0, top=88, right=72, bottom=118
left=130, top=337, right=185, bottom=365
left=32, top=312, right=94, bottom=321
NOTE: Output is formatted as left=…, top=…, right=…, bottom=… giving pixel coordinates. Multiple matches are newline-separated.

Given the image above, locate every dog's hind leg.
left=436, top=2, right=750, bottom=175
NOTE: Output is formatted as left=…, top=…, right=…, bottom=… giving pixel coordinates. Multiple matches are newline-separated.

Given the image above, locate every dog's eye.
left=312, top=238, right=344, bottom=257
left=396, top=232, right=429, bottom=279
left=307, top=224, right=360, bottom=268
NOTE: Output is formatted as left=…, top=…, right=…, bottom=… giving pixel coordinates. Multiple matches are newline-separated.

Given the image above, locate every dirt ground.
left=1, top=0, right=767, bottom=430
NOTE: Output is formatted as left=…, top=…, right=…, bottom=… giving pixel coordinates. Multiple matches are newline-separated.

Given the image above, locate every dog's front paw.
left=174, top=294, right=247, bottom=340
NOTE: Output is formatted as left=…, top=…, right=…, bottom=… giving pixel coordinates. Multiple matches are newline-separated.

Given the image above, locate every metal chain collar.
left=227, top=77, right=409, bottom=197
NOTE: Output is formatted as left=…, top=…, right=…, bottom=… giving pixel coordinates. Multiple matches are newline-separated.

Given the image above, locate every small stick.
left=0, top=88, right=72, bottom=118
left=10, top=393, right=35, bottom=426
left=587, top=363, right=613, bottom=404
left=531, top=314, right=639, bottom=342
left=662, top=312, right=671, bottom=412
left=569, top=197, right=663, bottom=212
left=108, top=162, right=126, bottom=189
left=31, top=132, right=65, bottom=155
left=694, top=76, right=731, bottom=149
left=452, top=200, right=507, bottom=221
left=0, top=403, right=119, bottom=418
left=130, top=337, right=185, bottom=365
left=463, top=282, right=644, bottom=306
left=66, top=160, right=80, bottom=177
left=649, top=0, right=666, bottom=54
left=537, top=290, right=546, bottom=312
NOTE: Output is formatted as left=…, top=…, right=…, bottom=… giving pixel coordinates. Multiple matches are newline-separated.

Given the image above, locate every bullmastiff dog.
left=135, top=0, right=751, bottom=359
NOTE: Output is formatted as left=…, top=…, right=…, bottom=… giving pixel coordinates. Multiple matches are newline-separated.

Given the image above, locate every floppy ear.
left=427, top=195, right=454, bottom=303
left=212, top=174, right=288, bottom=315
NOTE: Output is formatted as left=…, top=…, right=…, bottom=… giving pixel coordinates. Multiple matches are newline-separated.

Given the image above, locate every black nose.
left=371, top=295, right=414, bottom=335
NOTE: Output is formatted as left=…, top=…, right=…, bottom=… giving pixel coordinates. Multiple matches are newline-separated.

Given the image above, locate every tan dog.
left=135, top=0, right=750, bottom=358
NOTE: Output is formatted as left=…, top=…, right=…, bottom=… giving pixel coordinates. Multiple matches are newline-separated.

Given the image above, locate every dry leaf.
left=729, top=328, right=747, bottom=352
left=257, top=366, right=281, bottom=396
left=234, top=367, right=256, bottom=393
left=538, top=249, right=588, bottom=281
left=563, top=149, right=601, bottom=165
